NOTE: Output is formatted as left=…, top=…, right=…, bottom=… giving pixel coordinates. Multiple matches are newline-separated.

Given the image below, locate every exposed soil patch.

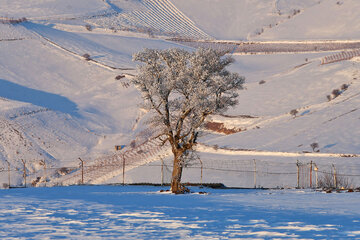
left=204, top=121, right=242, bottom=135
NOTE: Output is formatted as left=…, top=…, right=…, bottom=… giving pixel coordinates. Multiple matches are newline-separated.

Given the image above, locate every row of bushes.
left=327, top=83, right=349, bottom=101
left=0, top=17, right=27, bottom=24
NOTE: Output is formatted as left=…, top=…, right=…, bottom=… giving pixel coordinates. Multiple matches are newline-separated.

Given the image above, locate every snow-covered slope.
left=171, top=0, right=321, bottom=40
left=254, top=0, right=360, bottom=41
left=0, top=0, right=108, bottom=20
left=0, top=0, right=360, bottom=187
left=171, top=0, right=360, bottom=41
left=210, top=55, right=360, bottom=154
left=90, top=0, right=212, bottom=39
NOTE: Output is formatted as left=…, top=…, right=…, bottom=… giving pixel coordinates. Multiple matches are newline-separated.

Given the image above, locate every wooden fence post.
left=160, top=156, right=164, bottom=186
left=122, top=154, right=125, bottom=186
left=332, top=164, right=337, bottom=189
left=314, top=163, right=318, bottom=189
left=21, top=159, right=26, bottom=188
left=296, top=160, right=300, bottom=189
left=79, top=158, right=84, bottom=185
left=199, top=158, right=203, bottom=187
left=40, top=159, right=46, bottom=187
left=253, top=159, right=257, bottom=189
left=44, top=161, right=47, bottom=187
left=5, top=160, right=10, bottom=188
left=310, top=161, right=313, bottom=188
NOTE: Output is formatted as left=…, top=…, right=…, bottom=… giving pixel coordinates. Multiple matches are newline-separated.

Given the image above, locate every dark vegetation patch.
left=204, top=121, right=242, bottom=135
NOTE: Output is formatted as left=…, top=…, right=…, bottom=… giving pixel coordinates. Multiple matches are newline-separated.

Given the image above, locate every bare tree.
left=132, top=48, right=244, bottom=193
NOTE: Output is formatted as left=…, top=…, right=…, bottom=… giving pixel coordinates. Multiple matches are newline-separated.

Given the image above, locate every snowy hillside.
left=0, top=0, right=360, bottom=187
left=172, top=0, right=360, bottom=41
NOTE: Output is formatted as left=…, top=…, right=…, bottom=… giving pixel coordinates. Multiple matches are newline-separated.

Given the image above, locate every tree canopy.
left=132, top=48, right=244, bottom=193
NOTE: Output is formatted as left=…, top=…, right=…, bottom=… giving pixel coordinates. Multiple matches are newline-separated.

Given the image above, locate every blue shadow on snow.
left=0, top=79, right=80, bottom=117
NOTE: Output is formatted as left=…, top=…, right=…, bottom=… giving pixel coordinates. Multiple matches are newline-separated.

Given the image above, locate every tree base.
left=171, top=183, right=190, bottom=194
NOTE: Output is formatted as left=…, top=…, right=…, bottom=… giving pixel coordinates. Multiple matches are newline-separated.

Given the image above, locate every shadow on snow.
left=0, top=79, right=80, bottom=117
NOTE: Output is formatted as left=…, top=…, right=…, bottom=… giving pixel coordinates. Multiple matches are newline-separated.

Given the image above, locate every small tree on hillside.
left=132, top=48, right=245, bottom=193
left=310, top=142, right=319, bottom=152
left=290, top=109, right=298, bottom=118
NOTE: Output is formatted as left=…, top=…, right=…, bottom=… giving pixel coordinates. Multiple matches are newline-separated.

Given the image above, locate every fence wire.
left=1, top=158, right=360, bottom=189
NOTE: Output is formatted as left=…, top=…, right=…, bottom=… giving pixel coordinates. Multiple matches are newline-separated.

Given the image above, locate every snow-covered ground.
left=0, top=185, right=360, bottom=239
left=0, top=0, right=359, bottom=188
left=172, top=0, right=360, bottom=41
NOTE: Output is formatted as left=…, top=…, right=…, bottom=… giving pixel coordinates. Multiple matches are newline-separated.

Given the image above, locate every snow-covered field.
left=0, top=185, right=360, bottom=239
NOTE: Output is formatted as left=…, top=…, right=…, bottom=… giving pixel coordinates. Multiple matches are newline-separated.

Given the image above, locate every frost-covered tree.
left=132, top=48, right=244, bottom=193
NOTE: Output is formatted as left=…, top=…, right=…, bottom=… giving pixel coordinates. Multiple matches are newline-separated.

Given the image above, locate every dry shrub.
left=290, top=109, right=298, bottom=118
left=85, top=24, right=92, bottom=31
left=57, top=167, right=71, bottom=176
left=341, top=84, right=348, bottom=90
left=0, top=17, right=27, bottom=24
left=115, top=75, right=125, bottom=80
left=332, top=89, right=341, bottom=98
left=318, top=170, right=351, bottom=189
left=82, top=53, right=91, bottom=61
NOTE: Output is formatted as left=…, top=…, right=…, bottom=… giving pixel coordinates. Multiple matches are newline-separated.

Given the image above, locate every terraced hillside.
left=90, top=0, right=212, bottom=39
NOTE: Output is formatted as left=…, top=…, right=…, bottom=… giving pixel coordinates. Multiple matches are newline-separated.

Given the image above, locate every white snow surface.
left=255, top=0, right=360, bottom=41
left=0, top=0, right=108, bottom=20
left=0, top=186, right=360, bottom=239
left=171, top=0, right=360, bottom=41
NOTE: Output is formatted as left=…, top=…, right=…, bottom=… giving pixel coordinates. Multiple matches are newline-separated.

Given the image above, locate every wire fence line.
left=1, top=157, right=360, bottom=189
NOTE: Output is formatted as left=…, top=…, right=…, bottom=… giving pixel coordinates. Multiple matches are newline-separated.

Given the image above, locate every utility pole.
left=21, top=159, right=26, bottom=188
left=79, top=158, right=84, bottom=185
left=5, top=160, right=10, bottom=188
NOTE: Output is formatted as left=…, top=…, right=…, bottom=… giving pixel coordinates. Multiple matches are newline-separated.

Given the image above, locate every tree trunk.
left=170, top=151, right=188, bottom=194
